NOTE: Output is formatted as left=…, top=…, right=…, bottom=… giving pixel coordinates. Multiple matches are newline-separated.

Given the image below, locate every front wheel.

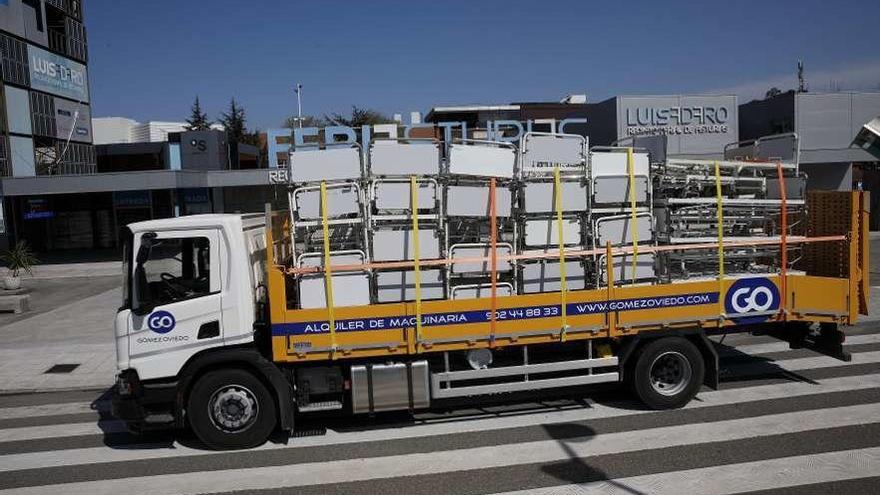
left=187, top=369, right=277, bottom=450
left=630, top=336, right=705, bottom=410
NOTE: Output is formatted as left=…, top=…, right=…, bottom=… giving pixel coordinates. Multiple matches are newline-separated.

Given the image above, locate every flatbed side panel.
left=787, top=275, right=849, bottom=323
left=269, top=273, right=847, bottom=363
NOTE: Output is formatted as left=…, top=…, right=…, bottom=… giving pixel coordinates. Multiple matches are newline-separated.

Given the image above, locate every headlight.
left=116, top=370, right=139, bottom=396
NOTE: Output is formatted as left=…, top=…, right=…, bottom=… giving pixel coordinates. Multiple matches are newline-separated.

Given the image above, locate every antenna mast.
left=797, top=60, right=807, bottom=93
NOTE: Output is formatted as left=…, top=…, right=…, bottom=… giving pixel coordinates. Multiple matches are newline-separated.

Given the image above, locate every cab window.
left=141, top=236, right=212, bottom=305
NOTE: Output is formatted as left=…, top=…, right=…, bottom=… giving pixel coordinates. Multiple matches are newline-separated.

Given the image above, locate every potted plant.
left=1, top=241, right=38, bottom=290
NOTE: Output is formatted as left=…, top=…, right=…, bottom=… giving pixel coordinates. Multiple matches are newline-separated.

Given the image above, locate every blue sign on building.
left=27, top=44, right=89, bottom=103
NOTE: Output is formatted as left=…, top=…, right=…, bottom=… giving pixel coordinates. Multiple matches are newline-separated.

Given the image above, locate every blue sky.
left=85, top=0, right=880, bottom=129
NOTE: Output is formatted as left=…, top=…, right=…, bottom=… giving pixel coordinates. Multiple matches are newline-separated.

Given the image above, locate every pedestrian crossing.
left=1, top=328, right=880, bottom=494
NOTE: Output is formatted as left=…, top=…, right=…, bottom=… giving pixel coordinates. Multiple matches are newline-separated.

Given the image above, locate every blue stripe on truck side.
left=271, top=292, right=719, bottom=336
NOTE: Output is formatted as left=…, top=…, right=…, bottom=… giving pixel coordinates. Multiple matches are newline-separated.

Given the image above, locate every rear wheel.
left=187, top=369, right=277, bottom=450
left=630, top=336, right=705, bottom=410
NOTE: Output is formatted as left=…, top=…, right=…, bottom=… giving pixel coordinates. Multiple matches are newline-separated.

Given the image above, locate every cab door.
left=128, top=229, right=224, bottom=379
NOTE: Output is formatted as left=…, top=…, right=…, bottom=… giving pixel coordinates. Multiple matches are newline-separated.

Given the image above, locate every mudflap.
left=691, top=332, right=720, bottom=390
left=771, top=321, right=852, bottom=363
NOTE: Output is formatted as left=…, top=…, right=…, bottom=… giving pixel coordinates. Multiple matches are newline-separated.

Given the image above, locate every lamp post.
left=294, top=84, right=303, bottom=129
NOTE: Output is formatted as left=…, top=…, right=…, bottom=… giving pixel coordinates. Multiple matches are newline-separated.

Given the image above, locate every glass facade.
left=0, top=0, right=93, bottom=180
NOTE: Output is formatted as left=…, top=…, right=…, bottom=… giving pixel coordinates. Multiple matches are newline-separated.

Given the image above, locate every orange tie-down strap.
left=284, top=235, right=846, bottom=275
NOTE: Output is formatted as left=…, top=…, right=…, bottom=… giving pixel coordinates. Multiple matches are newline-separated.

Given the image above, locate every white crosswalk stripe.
left=5, top=403, right=879, bottom=495
left=716, top=332, right=880, bottom=356
left=4, top=372, right=880, bottom=472
left=0, top=327, right=879, bottom=494
left=0, top=401, right=107, bottom=421
left=5, top=347, right=879, bottom=445
left=489, top=448, right=880, bottom=495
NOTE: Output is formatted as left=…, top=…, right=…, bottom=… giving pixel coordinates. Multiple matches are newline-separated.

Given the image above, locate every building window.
left=46, top=0, right=83, bottom=21
left=34, top=138, right=95, bottom=175
left=65, top=17, right=88, bottom=62
left=30, top=92, right=57, bottom=138
left=34, top=137, right=57, bottom=175
left=0, top=34, right=30, bottom=87
left=44, top=0, right=66, bottom=12
left=59, top=141, right=96, bottom=174
left=69, top=0, right=83, bottom=20
left=4, top=86, right=33, bottom=135
left=0, top=137, right=9, bottom=177
left=22, top=0, right=45, bottom=32
left=45, top=3, right=68, bottom=56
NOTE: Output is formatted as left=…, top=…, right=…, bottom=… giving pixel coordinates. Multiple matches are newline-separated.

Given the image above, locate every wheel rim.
left=649, top=351, right=692, bottom=397
left=208, top=385, right=259, bottom=433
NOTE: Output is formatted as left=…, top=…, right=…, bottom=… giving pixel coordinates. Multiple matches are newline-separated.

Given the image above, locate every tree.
left=185, top=96, right=212, bottom=130
left=765, top=87, right=782, bottom=99
left=324, top=106, right=394, bottom=128
left=220, top=98, right=247, bottom=143
left=282, top=115, right=326, bottom=129
left=240, top=128, right=261, bottom=147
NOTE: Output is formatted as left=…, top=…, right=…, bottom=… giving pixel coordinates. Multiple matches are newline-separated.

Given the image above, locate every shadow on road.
left=91, top=387, right=176, bottom=450
left=540, top=422, right=645, bottom=494
left=93, top=386, right=291, bottom=450
left=714, top=341, right=819, bottom=386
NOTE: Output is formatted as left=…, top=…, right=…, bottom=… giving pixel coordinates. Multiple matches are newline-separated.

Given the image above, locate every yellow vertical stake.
left=714, top=161, right=725, bottom=320
left=605, top=242, right=616, bottom=334
left=319, top=181, right=337, bottom=358
left=554, top=167, right=569, bottom=340
left=410, top=176, right=423, bottom=352
left=626, top=148, right=639, bottom=285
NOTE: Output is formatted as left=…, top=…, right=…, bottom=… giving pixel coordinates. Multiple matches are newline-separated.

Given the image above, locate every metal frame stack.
left=516, top=132, right=591, bottom=294
left=444, top=139, right=518, bottom=300
left=284, top=133, right=809, bottom=313
left=589, top=147, right=656, bottom=286
left=367, top=138, right=446, bottom=303
left=288, top=143, right=371, bottom=308
left=653, top=157, right=806, bottom=281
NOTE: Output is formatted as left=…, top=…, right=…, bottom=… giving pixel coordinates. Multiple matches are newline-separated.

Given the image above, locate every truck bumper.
left=111, top=369, right=180, bottom=432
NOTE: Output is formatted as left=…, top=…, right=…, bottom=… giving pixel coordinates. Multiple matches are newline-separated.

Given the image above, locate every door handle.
left=198, top=320, right=220, bottom=339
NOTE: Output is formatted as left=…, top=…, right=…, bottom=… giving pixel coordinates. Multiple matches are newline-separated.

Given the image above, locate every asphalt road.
left=2, top=324, right=880, bottom=494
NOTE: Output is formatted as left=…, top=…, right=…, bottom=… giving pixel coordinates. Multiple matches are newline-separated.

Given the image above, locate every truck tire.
left=187, top=368, right=277, bottom=450
left=630, top=336, right=705, bottom=410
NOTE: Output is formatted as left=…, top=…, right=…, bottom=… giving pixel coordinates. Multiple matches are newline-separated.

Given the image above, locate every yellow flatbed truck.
left=111, top=190, right=869, bottom=450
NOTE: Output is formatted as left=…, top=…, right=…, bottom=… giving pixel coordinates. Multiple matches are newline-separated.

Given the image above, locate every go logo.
left=725, top=277, right=780, bottom=324
left=148, top=310, right=176, bottom=334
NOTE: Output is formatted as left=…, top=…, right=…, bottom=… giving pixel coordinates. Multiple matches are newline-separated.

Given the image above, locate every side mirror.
left=136, top=232, right=156, bottom=264
left=132, top=233, right=157, bottom=315
left=132, top=263, right=154, bottom=316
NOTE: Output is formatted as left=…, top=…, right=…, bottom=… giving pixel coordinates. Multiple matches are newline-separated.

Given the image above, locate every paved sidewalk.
left=0, top=272, right=120, bottom=393
left=16, top=261, right=120, bottom=279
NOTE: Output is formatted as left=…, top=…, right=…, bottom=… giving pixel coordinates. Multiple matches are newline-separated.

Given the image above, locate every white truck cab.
left=113, top=214, right=294, bottom=448
left=116, top=214, right=258, bottom=379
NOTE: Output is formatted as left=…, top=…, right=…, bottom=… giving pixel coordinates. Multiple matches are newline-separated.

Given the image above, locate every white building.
left=92, top=118, right=223, bottom=144
left=91, top=117, right=138, bottom=144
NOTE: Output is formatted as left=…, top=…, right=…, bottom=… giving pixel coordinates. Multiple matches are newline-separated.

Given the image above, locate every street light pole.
left=295, top=84, right=303, bottom=129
